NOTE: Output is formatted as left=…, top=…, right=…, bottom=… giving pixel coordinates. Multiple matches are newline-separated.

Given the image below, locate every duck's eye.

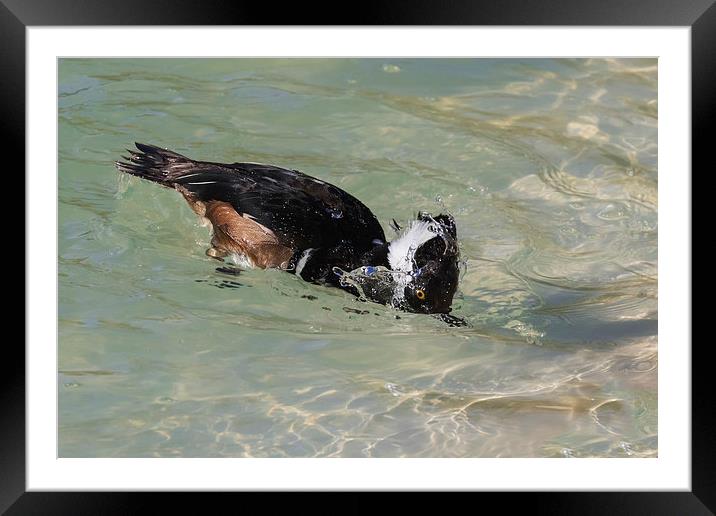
left=415, top=289, right=426, bottom=300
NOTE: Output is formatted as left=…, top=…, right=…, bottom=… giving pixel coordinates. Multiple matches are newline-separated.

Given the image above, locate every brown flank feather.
left=177, top=185, right=293, bottom=268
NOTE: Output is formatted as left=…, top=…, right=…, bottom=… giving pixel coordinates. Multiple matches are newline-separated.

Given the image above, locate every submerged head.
left=388, top=213, right=460, bottom=314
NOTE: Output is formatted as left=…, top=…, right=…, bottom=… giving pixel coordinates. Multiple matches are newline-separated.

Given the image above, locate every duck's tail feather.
left=115, top=142, right=197, bottom=185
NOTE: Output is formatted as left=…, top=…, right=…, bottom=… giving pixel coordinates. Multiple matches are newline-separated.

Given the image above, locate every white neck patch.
left=387, top=219, right=436, bottom=273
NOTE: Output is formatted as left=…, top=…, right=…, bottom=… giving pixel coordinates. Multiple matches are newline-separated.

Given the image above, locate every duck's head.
left=387, top=212, right=460, bottom=314
left=334, top=213, right=460, bottom=315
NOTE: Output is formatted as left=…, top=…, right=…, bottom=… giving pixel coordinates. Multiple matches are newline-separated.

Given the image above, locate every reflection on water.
left=59, top=58, right=657, bottom=457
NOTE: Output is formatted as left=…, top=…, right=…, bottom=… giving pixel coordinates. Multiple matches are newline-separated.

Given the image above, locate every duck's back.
left=186, top=161, right=385, bottom=252
left=116, top=144, right=386, bottom=275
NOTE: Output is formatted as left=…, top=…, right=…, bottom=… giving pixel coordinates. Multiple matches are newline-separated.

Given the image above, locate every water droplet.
left=385, top=383, right=404, bottom=397
left=619, top=441, right=634, bottom=456
left=504, top=320, right=545, bottom=345
left=597, top=204, right=627, bottom=221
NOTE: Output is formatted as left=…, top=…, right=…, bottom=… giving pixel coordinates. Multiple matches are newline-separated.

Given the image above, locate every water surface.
left=59, top=58, right=657, bottom=457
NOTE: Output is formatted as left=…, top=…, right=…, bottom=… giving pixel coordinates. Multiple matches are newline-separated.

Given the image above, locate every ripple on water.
left=58, top=58, right=657, bottom=458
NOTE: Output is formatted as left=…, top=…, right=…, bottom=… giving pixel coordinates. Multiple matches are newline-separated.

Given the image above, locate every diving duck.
left=116, top=143, right=463, bottom=322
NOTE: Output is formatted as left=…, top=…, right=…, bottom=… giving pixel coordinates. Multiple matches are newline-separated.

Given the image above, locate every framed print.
left=6, top=0, right=710, bottom=512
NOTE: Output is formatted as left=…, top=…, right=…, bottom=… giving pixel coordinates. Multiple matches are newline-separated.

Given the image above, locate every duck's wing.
left=116, top=143, right=386, bottom=254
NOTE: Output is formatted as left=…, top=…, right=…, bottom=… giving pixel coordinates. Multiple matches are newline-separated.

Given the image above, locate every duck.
left=115, top=143, right=464, bottom=323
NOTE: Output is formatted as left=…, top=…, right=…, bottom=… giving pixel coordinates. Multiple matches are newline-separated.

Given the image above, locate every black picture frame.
left=6, top=0, right=708, bottom=512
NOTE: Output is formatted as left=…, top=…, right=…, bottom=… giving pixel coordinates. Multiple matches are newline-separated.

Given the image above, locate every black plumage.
left=116, top=143, right=462, bottom=320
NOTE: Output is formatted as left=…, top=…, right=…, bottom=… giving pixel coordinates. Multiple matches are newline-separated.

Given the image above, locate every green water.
left=59, top=58, right=657, bottom=458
